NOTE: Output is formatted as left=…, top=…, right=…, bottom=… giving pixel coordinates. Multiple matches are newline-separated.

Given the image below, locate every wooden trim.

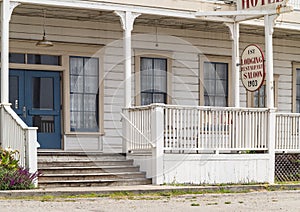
left=134, top=49, right=173, bottom=106
left=199, top=54, right=232, bottom=106
left=292, top=62, right=300, bottom=112
left=9, top=63, right=64, bottom=71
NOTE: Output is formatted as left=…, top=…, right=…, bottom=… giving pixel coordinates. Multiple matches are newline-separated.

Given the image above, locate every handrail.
left=126, top=103, right=269, bottom=112
left=0, top=103, right=39, bottom=173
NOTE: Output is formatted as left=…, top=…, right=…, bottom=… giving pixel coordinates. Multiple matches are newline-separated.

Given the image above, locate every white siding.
left=9, top=14, right=300, bottom=152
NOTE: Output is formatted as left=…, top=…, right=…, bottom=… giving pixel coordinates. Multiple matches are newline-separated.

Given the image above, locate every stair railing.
left=0, top=103, right=39, bottom=183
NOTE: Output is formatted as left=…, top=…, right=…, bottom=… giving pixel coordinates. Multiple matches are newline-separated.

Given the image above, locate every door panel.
left=9, top=70, right=61, bottom=149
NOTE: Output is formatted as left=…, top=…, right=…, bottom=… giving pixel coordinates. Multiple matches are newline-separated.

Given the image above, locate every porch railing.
left=0, top=104, right=39, bottom=174
left=122, top=105, right=154, bottom=152
left=276, top=113, right=300, bottom=152
left=123, top=104, right=270, bottom=153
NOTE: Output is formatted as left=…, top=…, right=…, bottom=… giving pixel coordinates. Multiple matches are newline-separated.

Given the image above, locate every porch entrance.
left=9, top=70, right=61, bottom=149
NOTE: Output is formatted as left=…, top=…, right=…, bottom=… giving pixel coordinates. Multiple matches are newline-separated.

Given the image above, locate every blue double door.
left=9, top=70, right=61, bottom=149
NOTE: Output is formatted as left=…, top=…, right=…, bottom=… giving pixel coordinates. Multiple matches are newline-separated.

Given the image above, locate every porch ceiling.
left=12, top=4, right=300, bottom=40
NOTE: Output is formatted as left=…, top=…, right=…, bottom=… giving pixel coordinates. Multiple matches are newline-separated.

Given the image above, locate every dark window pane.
left=203, top=61, right=228, bottom=107
left=9, top=53, right=25, bottom=64
left=32, top=77, right=54, bottom=110
left=9, top=76, right=19, bottom=109
left=141, top=92, right=153, bottom=106
left=140, top=57, right=167, bottom=105
left=28, top=54, right=60, bottom=65
left=254, top=85, right=266, bottom=108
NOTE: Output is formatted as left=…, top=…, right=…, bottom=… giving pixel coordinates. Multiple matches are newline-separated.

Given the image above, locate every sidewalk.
left=1, top=183, right=300, bottom=198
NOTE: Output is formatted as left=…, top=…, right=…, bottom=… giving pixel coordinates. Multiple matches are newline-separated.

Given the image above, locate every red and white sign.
left=237, top=0, right=288, bottom=11
left=240, top=44, right=265, bottom=92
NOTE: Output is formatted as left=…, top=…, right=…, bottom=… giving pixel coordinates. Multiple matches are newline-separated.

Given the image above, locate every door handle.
left=15, top=100, right=19, bottom=109
left=22, top=106, right=27, bottom=118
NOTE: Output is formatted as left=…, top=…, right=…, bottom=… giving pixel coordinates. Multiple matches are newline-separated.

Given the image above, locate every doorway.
left=9, top=70, right=61, bottom=149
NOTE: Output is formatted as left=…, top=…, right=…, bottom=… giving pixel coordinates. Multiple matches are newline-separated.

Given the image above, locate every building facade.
left=1, top=0, right=300, bottom=185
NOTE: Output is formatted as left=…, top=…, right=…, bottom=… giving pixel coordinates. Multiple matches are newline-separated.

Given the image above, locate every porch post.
left=264, top=15, right=277, bottom=109
left=0, top=1, right=19, bottom=146
left=115, top=11, right=140, bottom=153
left=115, top=11, right=140, bottom=108
left=1, top=0, right=10, bottom=103
left=226, top=22, right=240, bottom=107
left=1, top=0, right=19, bottom=103
left=264, top=14, right=277, bottom=184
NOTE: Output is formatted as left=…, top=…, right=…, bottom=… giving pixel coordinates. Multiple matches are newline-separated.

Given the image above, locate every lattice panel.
left=275, top=154, right=300, bottom=182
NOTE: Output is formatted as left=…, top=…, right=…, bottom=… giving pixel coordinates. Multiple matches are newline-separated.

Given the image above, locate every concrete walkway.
left=1, top=184, right=300, bottom=198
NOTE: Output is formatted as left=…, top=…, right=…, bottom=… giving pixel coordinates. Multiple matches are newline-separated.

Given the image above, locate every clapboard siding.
left=8, top=14, right=300, bottom=152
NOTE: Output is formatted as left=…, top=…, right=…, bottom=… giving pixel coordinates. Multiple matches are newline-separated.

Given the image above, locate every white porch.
left=123, top=104, right=300, bottom=184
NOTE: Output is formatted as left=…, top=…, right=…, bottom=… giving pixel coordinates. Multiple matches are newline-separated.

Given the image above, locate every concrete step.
left=38, top=166, right=140, bottom=174
left=37, top=152, right=152, bottom=188
left=38, top=178, right=152, bottom=188
left=38, top=159, right=135, bottom=168
left=37, top=152, right=126, bottom=162
left=39, top=172, right=147, bottom=181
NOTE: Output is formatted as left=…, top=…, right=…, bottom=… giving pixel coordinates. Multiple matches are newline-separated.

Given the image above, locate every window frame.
left=293, top=62, right=300, bottom=112
left=69, top=56, right=100, bottom=132
left=199, top=55, right=232, bottom=107
left=247, top=74, right=279, bottom=108
left=134, top=50, right=172, bottom=106
left=65, top=54, right=103, bottom=135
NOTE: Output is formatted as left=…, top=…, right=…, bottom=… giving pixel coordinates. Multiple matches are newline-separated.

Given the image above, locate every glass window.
left=203, top=62, right=228, bottom=107
left=28, top=54, right=60, bottom=65
left=254, top=85, right=266, bottom=108
left=9, top=75, right=19, bottom=109
left=32, top=77, right=54, bottom=110
left=9, top=53, right=25, bottom=64
left=140, top=57, right=167, bottom=105
left=70, top=56, right=99, bottom=132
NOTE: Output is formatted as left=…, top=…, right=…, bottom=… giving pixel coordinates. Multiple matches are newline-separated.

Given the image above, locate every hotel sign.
left=237, top=0, right=288, bottom=11
left=240, top=44, right=265, bottom=92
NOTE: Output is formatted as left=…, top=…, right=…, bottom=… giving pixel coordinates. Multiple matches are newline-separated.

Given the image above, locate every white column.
left=226, top=22, right=240, bottom=107
left=264, top=15, right=278, bottom=185
left=115, top=11, right=140, bottom=108
left=268, top=108, right=276, bottom=184
left=1, top=0, right=19, bottom=103
left=151, top=105, right=164, bottom=185
left=264, top=15, right=277, bottom=109
left=1, top=0, right=10, bottom=103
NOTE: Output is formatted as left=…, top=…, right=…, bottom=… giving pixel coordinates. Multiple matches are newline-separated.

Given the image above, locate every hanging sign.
left=240, top=44, right=265, bottom=92
left=237, top=0, right=288, bottom=11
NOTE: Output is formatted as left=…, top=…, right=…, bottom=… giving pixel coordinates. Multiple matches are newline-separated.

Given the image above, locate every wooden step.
left=37, top=152, right=152, bottom=187
left=39, top=172, right=147, bottom=181
left=38, top=166, right=140, bottom=174
left=38, top=178, right=152, bottom=188
left=38, top=159, right=135, bottom=168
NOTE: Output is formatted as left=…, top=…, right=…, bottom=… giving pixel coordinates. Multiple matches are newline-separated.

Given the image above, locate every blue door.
left=9, top=70, right=61, bottom=149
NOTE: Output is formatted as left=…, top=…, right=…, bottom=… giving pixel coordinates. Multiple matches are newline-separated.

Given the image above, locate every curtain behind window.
left=70, top=56, right=99, bottom=132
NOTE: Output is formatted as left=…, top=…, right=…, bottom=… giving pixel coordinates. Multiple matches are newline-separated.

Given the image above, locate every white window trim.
left=199, top=54, right=232, bottom=107
left=134, top=49, right=173, bottom=106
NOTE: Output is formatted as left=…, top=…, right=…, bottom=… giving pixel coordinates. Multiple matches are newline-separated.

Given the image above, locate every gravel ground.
left=0, top=190, right=299, bottom=212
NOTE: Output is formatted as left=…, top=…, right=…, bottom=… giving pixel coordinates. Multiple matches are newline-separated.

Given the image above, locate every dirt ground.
left=0, top=190, right=299, bottom=212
